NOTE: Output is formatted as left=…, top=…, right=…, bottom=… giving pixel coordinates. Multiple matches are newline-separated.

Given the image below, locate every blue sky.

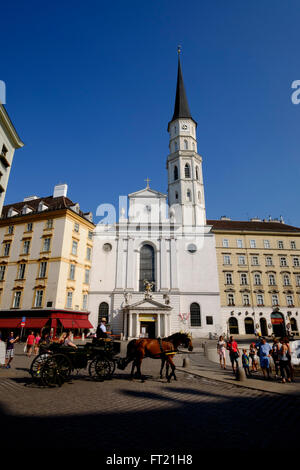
left=2, top=0, right=300, bottom=226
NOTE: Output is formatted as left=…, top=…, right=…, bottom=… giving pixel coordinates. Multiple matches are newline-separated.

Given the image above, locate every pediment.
left=123, top=297, right=171, bottom=311
left=128, top=187, right=167, bottom=199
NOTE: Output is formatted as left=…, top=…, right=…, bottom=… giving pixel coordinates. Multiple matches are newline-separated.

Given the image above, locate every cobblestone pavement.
left=0, top=343, right=299, bottom=454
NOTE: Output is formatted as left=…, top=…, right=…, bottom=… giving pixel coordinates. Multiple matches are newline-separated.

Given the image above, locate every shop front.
left=0, top=309, right=93, bottom=339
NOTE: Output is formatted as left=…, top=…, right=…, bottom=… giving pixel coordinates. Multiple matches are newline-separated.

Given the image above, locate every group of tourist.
left=217, top=335, right=294, bottom=383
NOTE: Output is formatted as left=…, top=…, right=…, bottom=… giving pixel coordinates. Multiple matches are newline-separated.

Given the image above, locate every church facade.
left=88, top=57, right=222, bottom=339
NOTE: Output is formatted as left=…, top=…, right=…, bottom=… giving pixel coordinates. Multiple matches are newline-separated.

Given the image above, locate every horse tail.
left=117, top=339, right=138, bottom=370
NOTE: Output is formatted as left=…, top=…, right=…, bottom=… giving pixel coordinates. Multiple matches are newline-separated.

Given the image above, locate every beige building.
left=209, top=217, right=300, bottom=338
left=0, top=103, right=24, bottom=214
left=0, top=184, right=95, bottom=336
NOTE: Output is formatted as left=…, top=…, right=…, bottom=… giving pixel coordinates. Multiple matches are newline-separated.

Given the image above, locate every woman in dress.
left=217, top=335, right=226, bottom=369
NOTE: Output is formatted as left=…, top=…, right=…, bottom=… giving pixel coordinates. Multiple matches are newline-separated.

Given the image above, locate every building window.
left=98, top=302, right=109, bottom=323
left=13, top=291, right=22, bottom=308
left=283, top=274, right=290, bottom=286
left=291, top=241, right=296, bottom=249
left=293, top=257, right=300, bottom=267
left=280, top=257, right=287, bottom=267
left=17, top=263, right=26, bottom=280
left=174, top=165, right=178, bottom=181
left=8, top=226, right=14, bottom=234
left=272, top=294, right=279, bottom=306
left=278, top=240, right=284, bottom=249
left=222, top=239, right=229, bottom=248
left=251, top=256, right=259, bottom=266
left=223, top=255, right=231, bottom=265
left=268, top=274, right=276, bottom=286
left=69, top=264, right=76, bottom=280
left=286, top=295, right=294, bottom=307
left=225, top=273, right=233, bottom=285
left=238, top=255, right=246, bottom=265
left=88, top=231, right=93, bottom=240
left=195, top=166, right=199, bottom=180
left=175, top=191, right=178, bottom=200
left=227, top=293, right=235, bottom=306
left=190, top=303, right=201, bottom=327
left=139, top=244, right=155, bottom=291
left=84, top=269, right=90, bottom=284
left=236, top=239, right=243, bottom=248
left=206, top=316, right=213, bottom=325
left=26, top=223, right=33, bottom=232
left=74, top=222, right=80, bottom=233
left=34, top=290, right=44, bottom=308
left=240, top=273, right=248, bottom=285
left=257, top=294, right=264, bottom=306
left=86, top=247, right=92, bottom=261
left=42, top=238, right=51, bottom=252
left=184, top=163, right=190, bottom=178
left=265, top=256, right=273, bottom=266
left=264, top=240, right=270, bottom=249
left=250, top=239, right=256, bottom=248
left=46, top=219, right=53, bottom=229
left=243, top=294, right=250, bottom=306
left=22, top=240, right=30, bottom=255
left=296, top=275, right=300, bottom=287
left=66, top=291, right=73, bottom=308
left=72, top=240, right=78, bottom=255
left=0, top=265, right=6, bottom=280
left=4, top=243, right=11, bottom=256
left=184, top=139, right=188, bottom=150
left=82, top=294, right=88, bottom=310
left=186, top=189, right=192, bottom=202
left=39, top=262, right=47, bottom=278
left=254, top=273, right=261, bottom=285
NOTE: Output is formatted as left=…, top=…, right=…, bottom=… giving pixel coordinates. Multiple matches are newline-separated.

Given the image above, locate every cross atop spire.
left=144, top=177, right=151, bottom=189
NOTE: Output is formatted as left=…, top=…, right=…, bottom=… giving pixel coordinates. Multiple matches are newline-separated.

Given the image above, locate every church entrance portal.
left=140, top=322, right=156, bottom=338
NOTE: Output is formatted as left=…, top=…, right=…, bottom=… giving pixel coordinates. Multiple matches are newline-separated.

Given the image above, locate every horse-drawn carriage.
left=29, top=332, right=193, bottom=387
left=29, top=338, right=120, bottom=387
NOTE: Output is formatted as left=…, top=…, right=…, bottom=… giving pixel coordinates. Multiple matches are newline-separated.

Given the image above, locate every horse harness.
left=157, top=337, right=177, bottom=358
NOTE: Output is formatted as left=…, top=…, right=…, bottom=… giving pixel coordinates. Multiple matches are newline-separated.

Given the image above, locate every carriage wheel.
left=41, top=354, right=72, bottom=387
left=29, top=353, right=51, bottom=381
left=88, top=356, right=111, bottom=380
left=107, top=359, right=116, bottom=376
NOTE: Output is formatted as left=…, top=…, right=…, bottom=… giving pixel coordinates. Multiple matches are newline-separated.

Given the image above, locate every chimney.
left=53, top=183, right=68, bottom=198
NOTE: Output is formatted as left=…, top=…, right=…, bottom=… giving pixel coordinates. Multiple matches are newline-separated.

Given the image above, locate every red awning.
left=76, top=319, right=93, bottom=329
left=23, top=318, right=48, bottom=329
left=59, top=318, right=77, bottom=329
left=0, top=319, right=21, bottom=328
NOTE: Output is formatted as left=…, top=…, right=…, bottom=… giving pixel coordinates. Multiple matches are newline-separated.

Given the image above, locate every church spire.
left=168, top=47, right=196, bottom=129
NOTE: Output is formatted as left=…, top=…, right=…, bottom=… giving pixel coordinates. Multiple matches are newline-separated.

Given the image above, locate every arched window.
left=98, top=302, right=109, bottom=324
left=190, top=303, right=201, bottom=326
left=187, top=189, right=192, bottom=202
left=229, top=317, right=239, bottom=334
left=195, top=166, right=199, bottom=180
left=184, top=139, right=188, bottom=150
left=139, top=244, right=155, bottom=292
left=175, top=191, right=178, bottom=200
left=244, top=317, right=254, bottom=334
left=174, top=165, right=178, bottom=181
left=184, top=163, right=190, bottom=178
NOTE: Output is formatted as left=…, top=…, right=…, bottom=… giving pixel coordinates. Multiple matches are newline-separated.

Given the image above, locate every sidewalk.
left=176, top=340, right=300, bottom=397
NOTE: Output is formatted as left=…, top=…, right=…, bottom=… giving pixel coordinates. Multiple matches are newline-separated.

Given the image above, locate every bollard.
left=235, top=366, right=246, bottom=381
left=182, top=357, right=190, bottom=368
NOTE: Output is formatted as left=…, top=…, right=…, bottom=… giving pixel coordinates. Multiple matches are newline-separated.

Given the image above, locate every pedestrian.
left=279, top=338, right=292, bottom=383
left=271, top=338, right=281, bottom=379
left=25, top=331, right=35, bottom=357
left=5, top=331, right=19, bottom=368
left=34, top=332, right=41, bottom=355
left=242, top=349, right=251, bottom=377
left=282, top=337, right=294, bottom=382
left=217, top=335, right=226, bottom=369
left=249, top=342, right=258, bottom=372
left=226, top=336, right=240, bottom=373
left=258, top=338, right=272, bottom=379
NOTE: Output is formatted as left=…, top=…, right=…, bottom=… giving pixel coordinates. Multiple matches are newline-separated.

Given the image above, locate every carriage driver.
left=96, top=317, right=111, bottom=339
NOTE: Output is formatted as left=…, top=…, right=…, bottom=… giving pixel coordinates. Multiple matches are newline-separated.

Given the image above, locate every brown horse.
left=119, top=332, right=193, bottom=382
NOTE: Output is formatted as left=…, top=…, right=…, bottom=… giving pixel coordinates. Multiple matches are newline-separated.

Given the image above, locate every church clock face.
left=181, top=121, right=189, bottom=131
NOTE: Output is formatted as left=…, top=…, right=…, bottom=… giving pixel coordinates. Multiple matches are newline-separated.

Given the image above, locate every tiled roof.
left=207, top=219, right=300, bottom=233
left=1, top=195, right=90, bottom=221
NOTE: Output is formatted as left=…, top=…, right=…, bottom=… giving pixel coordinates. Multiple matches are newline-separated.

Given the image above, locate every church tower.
left=167, top=50, right=206, bottom=226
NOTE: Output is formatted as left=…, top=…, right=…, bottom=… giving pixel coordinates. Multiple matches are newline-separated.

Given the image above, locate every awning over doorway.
left=24, top=318, right=49, bottom=329
left=0, top=319, right=21, bottom=328
left=75, top=319, right=93, bottom=329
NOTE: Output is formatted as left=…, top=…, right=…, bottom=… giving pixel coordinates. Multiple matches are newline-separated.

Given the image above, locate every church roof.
left=168, top=56, right=196, bottom=129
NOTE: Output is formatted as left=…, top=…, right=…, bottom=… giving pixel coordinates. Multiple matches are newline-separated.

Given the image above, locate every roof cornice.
left=0, top=104, right=24, bottom=149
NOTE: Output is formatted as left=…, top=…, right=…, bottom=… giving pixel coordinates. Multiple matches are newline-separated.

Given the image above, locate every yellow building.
left=0, top=184, right=95, bottom=336
left=209, top=217, right=300, bottom=338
